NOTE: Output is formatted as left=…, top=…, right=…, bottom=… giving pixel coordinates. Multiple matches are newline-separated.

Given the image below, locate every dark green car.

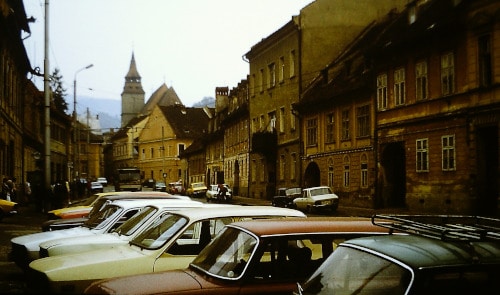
left=296, top=215, right=500, bottom=295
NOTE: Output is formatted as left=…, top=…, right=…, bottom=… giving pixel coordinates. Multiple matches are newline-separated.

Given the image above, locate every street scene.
left=2, top=0, right=500, bottom=294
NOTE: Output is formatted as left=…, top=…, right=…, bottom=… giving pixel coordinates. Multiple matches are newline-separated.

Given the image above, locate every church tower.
left=121, top=52, right=145, bottom=127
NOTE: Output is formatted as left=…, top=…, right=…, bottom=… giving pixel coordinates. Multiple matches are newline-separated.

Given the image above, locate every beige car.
left=27, top=206, right=305, bottom=294
left=185, top=182, right=207, bottom=198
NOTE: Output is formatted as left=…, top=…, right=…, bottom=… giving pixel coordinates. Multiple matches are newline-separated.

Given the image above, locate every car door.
left=152, top=218, right=231, bottom=272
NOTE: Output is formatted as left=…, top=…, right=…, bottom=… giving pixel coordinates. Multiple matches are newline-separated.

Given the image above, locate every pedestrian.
left=1, top=178, right=9, bottom=200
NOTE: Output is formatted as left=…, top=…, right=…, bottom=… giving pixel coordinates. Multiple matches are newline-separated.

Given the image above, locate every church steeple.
left=125, top=52, right=141, bottom=84
left=121, top=52, right=145, bottom=127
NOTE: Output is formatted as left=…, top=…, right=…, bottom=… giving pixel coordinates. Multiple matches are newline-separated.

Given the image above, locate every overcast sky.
left=23, top=0, right=313, bottom=111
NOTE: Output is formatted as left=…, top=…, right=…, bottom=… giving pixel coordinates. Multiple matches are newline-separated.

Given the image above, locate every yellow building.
left=137, top=105, right=210, bottom=185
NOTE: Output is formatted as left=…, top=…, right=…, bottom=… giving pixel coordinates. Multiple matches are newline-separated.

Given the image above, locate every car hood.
left=29, top=244, right=155, bottom=280
left=11, top=227, right=91, bottom=250
left=49, top=206, right=90, bottom=215
left=39, top=232, right=124, bottom=252
left=86, top=268, right=228, bottom=294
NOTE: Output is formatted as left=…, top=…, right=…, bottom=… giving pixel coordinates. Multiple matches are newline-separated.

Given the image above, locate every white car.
left=96, top=177, right=108, bottom=187
left=10, top=198, right=200, bottom=270
left=38, top=203, right=226, bottom=258
left=292, top=186, right=339, bottom=213
left=205, top=184, right=232, bottom=202
left=27, top=206, right=305, bottom=294
left=90, top=181, right=103, bottom=193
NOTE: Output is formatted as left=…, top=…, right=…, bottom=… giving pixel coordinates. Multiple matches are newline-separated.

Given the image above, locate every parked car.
left=38, top=200, right=208, bottom=258
left=90, top=182, right=104, bottom=193
left=167, top=182, right=185, bottom=195
left=0, top=198, right=18, bottom=221
left=206, top=184, right=232, bottom=202
left=84, top=216, right=397, bottom=294
left=293, top=186, right=338, bottom=213
left=10, top=196, right=194, bottom=270
left=154, top=181, right=167, bottom=192
left=185, top=182, right=208, bottom=198
left=96, top=177, right=108, bottom=187
left=295, top=214, right=500, bottom=295
left=46, top=192, right=118, bottom=220
left=27, top=206, right=305, bottom=294
left=272, top=187, right=302, bottom=208
left=41, top=192, right=191, bottom=231
left=142, top=179, right=155, bottom=188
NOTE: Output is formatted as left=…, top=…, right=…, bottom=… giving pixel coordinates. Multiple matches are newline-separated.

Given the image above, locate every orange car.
left=85, top=217, right=396, bottom=294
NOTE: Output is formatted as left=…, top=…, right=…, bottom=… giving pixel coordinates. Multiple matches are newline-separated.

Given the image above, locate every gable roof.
left=142, top=83, right=183, bottom=115
left=159, top=105, right=210, bottom=139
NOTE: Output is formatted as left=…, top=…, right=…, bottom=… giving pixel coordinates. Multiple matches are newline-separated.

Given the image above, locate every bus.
left=114, top=168, right=142, bottom=191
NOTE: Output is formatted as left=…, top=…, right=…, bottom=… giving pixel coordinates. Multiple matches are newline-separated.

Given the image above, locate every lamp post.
left=73, top=64, right=93, bottom=185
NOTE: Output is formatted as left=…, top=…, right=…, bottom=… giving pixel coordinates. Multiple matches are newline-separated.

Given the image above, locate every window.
left=478, top=35, right=492, bottom=87
left=290, top=153, right=296, bottom=180
left=394, top=67, right=406, bottom=106
left=442, top=135, right=456, bottom=171
left=441, top=52, right=455, bottom=95
left=279, top=107, right=285, bottom=133
left=361, top=154, right=368, bottom=188
left=416, top=138, right=429, bottom=172
left=260, top=115, right=265, bottom=130
left=289, top=50, right=296, bottom=77
left=341, top=110, right=350, bottom=140
left=326, top=113, right=335, bottom=143
left=268, top=63, right=276, bottom=88
left=250, top=74, right=255, bottom=97
left=416, top=61, right=428, bottom=100
left=268, top=112, right=276, bottom=132
left=306, top=118, right=318, bottom=146
left=377, top=74, right=388, bottom=110
left=356, top=105, right=370, bottom=137
left=328, top=158, right=334, bottom=188
left=259, top=69, right=264, bottom=92
left=343, top=156, right=350, bottom=188
left=290, top=108, right=296, bottom=131
left=279, top=155, right=285, bottom=181
left=279, top=56, right=285, bottom=83
left=178, top=144, right=185, bottom=156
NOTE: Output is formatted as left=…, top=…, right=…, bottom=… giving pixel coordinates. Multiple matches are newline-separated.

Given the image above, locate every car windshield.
left=310, top=187, right=331, bottom=196
left=83, top=204, right=122, bottom=229
left=300, top=246, right=411, bottom=295
left=112, top=206, right=158, bottom=236
left=193, top=183, right=205, bottom=188
left=130, top=213, right=188, bottom=249
left=190, top=226, right=257, bottom=280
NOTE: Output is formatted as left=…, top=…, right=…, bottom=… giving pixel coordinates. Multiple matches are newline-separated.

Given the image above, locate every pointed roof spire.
left=125, top=52, right=141, bottom=81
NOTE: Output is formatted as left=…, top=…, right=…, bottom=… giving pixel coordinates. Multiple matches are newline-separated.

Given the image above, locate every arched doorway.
left=380, top=142, right=406, bottom=208
left=304, top=161, right=320, bottom=188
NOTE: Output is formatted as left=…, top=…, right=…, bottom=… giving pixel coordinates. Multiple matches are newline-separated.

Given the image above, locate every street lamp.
left=73, top=64, right=93, bottom=183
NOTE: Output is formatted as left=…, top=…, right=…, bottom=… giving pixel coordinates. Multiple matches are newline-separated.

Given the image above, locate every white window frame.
left=416, top=138, right=429, bottom=172
left=442, top=135, right=456, bottom=171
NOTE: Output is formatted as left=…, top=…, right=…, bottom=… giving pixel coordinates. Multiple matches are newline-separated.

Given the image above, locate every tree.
left=50, top=68, right=69, bottom=113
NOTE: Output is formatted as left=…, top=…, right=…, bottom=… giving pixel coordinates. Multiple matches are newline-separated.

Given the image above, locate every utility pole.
left=43, top=0, right=51, bottom=191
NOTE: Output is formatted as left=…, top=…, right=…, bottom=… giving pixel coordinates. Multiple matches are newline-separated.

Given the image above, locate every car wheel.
left=306, top=205, right=313, bottom=213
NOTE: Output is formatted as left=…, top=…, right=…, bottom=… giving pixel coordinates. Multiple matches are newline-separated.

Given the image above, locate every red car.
left=85, top=217, right=396, bottom=294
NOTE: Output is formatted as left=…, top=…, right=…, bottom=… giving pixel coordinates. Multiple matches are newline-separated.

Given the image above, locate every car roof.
left=99, top=191, right=189, bottom=201
left=342, top=234, right=500, bottom=268
left=105, top=198, right=200, bottom=209
left=229, top=217, right=389, bottom=236
left=170, top=205, right=305, bottom=219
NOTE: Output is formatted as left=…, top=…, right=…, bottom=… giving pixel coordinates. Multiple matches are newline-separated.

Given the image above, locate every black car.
left=142, top=179, right=155, bottom=188
left=272, top=187, right=302, bottom=208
